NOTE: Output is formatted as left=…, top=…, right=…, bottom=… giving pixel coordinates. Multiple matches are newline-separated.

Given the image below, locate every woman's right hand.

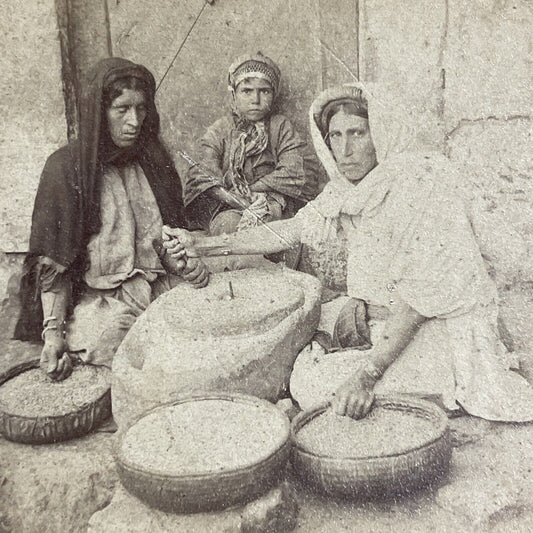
left=162, top=226, right=198, bottom=258
left=40, top=335, right=72, bottom=381
left=331, top=367, right=376, bottom=419
left=181, top=257, right=209, bottom=288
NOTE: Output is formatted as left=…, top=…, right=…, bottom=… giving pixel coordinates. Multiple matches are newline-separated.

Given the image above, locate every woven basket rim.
left=0, top=358, right=111, bottom=422
left=291, top=394, right=449, bottom=461
left=117, top=391, right=291, bottom=481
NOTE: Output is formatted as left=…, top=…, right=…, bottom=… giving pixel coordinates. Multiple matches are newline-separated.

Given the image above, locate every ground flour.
left=0, top=365, right=110, bottom=417
left=120, top=399, right=289, bottom=476
left=295, top=407, right=437, bottom=458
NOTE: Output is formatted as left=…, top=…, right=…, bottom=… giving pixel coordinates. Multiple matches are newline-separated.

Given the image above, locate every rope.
left=177, top=150, right=298, bottom=249
left=156, top=1, right=211, bottom=93
left=318, top=39, right=359, bottom=83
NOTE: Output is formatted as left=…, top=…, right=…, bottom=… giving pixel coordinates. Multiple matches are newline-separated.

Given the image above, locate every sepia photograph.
left=0, top=0, right=532, bottom=531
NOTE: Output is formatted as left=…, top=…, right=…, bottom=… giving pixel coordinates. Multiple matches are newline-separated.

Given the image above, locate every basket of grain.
left=291, top=395, right=451, bottom=499
left=0, top=359, right=111, bottom=444
left=116, top=393, right=291, bottom=514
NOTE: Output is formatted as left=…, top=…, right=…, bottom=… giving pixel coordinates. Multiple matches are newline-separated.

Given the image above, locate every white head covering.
left=309, top=82, right=418, bottom=179
left=297, top=84, right=533, bottom=424
left=307, top=82, right=446, bottom=219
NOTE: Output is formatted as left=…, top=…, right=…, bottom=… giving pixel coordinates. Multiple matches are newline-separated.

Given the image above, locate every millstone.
left=112, top=267, right=321, bottom=430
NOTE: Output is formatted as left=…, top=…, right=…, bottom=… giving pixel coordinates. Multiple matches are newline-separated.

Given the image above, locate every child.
left=183, top=52, right=315, bottom=235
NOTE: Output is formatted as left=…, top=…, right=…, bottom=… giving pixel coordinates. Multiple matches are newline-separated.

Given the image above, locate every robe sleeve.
left=183, top=119, right=228, bottom=208
left=28, top=148, right=84, bottom=267
left=14, top=146, right=83, bottom=341
left=390, top=177, right=498, bottom=319
left=293, top=184, right=341, bottom=249
left=256, top=116, right=309, bottom=201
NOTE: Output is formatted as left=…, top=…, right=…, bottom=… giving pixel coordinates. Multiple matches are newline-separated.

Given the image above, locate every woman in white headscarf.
left=163, top=83, right=533, bottom=423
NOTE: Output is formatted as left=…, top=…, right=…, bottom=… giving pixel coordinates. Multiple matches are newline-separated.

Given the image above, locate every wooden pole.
left=54, top=0, right=112, bottom=141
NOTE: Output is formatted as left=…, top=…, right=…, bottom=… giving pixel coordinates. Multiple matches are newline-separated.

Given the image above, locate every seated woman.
left=183, top=52, right=315, bottom=236
left=14, top=57, right=207, bottom=381
left=164, top=83, right=533, bottom=423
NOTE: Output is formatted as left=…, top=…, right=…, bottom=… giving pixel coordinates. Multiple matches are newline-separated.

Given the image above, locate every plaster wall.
left=107, top=0, right=326, bottom=178
left=1, top=1, right=531, bottom=347
left=0, top=0, right=66, bottom=254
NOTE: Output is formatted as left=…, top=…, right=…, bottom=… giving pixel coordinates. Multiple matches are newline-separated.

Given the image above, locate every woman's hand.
left=332, top=366, right=376, bottom=419
left=162, top=226, right=198, bottom=258
left=162, top=227, right=209, bottom=286
left=40, top=334, right=72, bottom=381
left=181, top=257, right=209, bottom=288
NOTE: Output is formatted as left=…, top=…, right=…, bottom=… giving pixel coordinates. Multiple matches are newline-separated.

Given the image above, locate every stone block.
left=112, top=268, right=321, bottom=430
left=88, top=482, right=298, bottom=533
left=359, top=0, right=446, bottom=149
left=444, top=0, right=533, bottom=127
left=0, top=433, right=117, bottom=533
left=447, top=119, right=533, bottom=285
left=0, top=0, right=66, bottom=252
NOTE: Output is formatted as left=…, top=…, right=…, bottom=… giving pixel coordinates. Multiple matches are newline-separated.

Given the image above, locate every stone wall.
left=1, top=1, right=531, bottom=351
left=0, top=0, right=66, bottom=298
left=0, top=0, right=66, bottom=254
left=360, top=0, right=533, bottom=351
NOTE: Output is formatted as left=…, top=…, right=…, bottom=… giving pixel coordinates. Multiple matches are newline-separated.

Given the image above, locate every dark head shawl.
left=15, top=57, right=185, bottom=340
left=79, top=57, right=185, bottom=235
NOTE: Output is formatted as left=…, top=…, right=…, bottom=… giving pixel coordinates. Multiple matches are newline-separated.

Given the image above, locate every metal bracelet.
left=42, top=316, right=58, bottom=328
left=362, top=360, right=383, bottom=381
left=41, top=325, right=58, bottom=341
left=41, top=320, right=66, bottom=341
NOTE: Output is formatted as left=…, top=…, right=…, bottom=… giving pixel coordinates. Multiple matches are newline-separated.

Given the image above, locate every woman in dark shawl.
left=14, top=57, right=208, bottom=380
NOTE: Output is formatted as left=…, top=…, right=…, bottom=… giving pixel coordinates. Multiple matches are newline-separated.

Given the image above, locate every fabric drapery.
left=84, top=162, right=165, bottom=290
left=15, top=58, right=185, bottom=341
left=292, top=83, right=533, bottom=422
left=184, top=114, right=314, bottom=230
left=226, top=118, right=269, bottom=200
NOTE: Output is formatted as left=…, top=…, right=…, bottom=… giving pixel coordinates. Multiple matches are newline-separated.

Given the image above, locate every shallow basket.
left=116, top=392, right=291, bottom=514
left=290, top=395, right=451, bottom=500
left=0, top=359, right=111, bottom=444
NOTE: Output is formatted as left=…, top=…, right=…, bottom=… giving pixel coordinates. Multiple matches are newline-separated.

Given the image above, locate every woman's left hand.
left=182, top=257, right=209, bottom=288
left=332, top=367, right=376, bottom=419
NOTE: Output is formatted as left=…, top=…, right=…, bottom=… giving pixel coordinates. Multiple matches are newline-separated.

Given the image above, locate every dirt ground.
left=2, top=291, right=533, bottom=532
